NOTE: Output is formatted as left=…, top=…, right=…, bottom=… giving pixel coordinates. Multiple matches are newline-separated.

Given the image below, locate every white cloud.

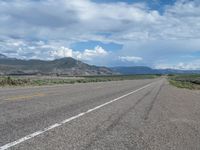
left=155, top=60, right=200, bottom=70
left=119, top=56, right=143, bottom=62
left=50, top=45, right=108, bottom=61
left=80, top=46, right=108, bottom=60
left=50, top=47, right=73, bottom=58
left=0, top=39, right=109, bottom=63
left=6, top=41, right=25, bottom=47
left=1, top=0, right=200, bottom=43
left=0, top=0, right=200, bottom=67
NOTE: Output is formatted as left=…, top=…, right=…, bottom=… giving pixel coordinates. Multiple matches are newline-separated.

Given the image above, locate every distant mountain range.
left=0, top=54, right=200, bottom=75
left=0, top=54, right=7, bottom=59
left=111, top=66, right=200, bottom=75
left=111, top=66, right=157, bottom=75
left=0, top=54, right=114, bottom=75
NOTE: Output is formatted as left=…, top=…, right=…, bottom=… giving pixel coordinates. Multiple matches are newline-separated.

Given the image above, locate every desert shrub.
left=0, top=76, right=31, bottom=86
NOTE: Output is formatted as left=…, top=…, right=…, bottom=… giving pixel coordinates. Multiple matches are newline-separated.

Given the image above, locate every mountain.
left=157, top=69, right=200, bottom=74
left=0, top=54, right=7, bottom=59
left=111, top=66, right=159, bottom=75
left=111, top=66, right=200, bottom=75
left=1, top=54, right=200, bottom=75
left=0, top=54, right=114, bottom=75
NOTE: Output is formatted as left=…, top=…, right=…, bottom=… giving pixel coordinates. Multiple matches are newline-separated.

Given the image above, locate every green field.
left=0, top=74, right=160, bottom=87
left=168, top=74, right=200, bottom=90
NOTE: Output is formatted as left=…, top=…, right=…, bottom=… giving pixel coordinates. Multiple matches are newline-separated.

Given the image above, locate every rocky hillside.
left=0, top=54, right=114, bottom=76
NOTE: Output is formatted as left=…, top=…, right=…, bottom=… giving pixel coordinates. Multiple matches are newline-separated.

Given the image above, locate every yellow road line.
left=4, top=93, right=46, bottom=101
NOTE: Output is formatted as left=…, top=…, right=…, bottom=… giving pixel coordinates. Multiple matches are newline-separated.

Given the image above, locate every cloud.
left=119, top=56, right=143, bottom=62
left=1, top=0, right=200, bottom=42
left=155, top=60, right=200, bottom=70
left=50, top=45, right=108, bottom=61
left=80, top=46, right=108, bottom=60
left=0, top=0, right=200, bottom=67
left=50, top=47, right=73, bottom=58
left=0, top=38, right=109, bottom=63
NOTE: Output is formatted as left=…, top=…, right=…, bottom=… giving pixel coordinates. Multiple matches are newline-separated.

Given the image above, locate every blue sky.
left=0, top=0, right=200, bottom=69
left=94, top=0, right=176, bottom=12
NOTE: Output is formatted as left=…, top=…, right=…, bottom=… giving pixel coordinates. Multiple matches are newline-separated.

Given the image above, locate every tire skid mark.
left=143, top=81, right=164, bottom=121
left=84, top=88, right=154, bottom=149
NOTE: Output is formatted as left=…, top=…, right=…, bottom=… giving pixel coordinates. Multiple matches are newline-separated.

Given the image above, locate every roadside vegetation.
left=168, top=74, right=200, bottom=90
left=0, top=74, right=160, bottom=87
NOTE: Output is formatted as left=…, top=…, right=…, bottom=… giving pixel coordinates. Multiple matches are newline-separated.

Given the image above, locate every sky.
left=0, top=0, right=200, bottom=70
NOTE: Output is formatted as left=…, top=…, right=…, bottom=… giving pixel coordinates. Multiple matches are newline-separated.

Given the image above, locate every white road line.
left=0, top=81, right=156, bottom=150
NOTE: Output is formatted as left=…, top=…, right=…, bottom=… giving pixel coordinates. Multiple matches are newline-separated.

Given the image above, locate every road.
left=0, top=78, right=200, bottom=149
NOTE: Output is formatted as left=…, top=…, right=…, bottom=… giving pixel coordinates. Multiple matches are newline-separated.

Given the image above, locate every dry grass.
left=0, top=75, right=160, bottom=87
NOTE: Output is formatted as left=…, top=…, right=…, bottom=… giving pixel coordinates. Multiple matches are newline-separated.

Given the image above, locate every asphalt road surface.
left=1, top=78, right=200, bottom=150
